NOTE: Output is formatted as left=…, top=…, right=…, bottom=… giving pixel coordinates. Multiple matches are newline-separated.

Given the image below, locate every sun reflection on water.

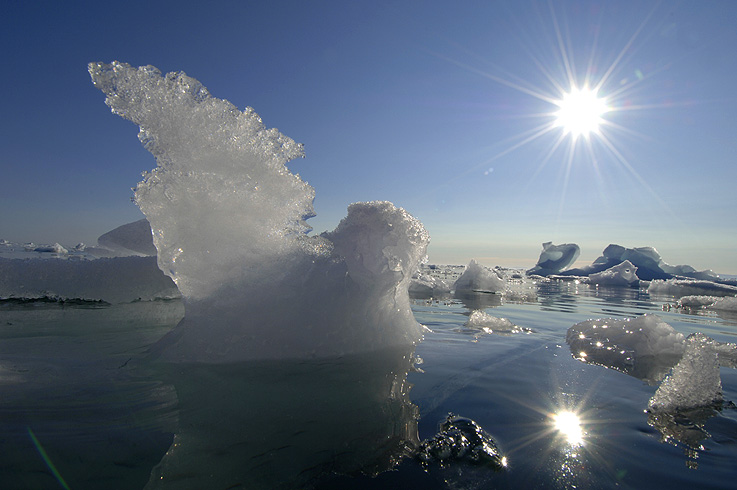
left=552, top=410, right=585, bottom=446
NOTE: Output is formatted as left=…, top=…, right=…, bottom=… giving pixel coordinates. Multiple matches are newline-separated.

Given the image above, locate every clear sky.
left=2, top=0, right=736, bottom=273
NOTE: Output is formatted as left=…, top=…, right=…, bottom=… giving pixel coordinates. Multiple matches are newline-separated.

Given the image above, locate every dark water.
left=1, top=282, right=736, bottom=489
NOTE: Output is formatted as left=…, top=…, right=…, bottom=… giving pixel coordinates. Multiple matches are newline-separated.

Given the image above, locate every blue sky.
left=2, top=1, right=736, bottom=273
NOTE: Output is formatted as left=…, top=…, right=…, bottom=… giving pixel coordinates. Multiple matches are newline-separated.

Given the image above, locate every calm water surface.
left=1, top=280, right=736, bottom=489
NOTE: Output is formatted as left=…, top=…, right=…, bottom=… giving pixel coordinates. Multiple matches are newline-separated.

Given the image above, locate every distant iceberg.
left=527, top=242, right=580, bottom=276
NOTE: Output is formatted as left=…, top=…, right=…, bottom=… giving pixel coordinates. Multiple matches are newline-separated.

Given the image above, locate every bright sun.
left=555, top=86, right=609, bottom=139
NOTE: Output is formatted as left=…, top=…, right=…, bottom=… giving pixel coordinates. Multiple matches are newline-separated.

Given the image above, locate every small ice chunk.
left=677, top=295, right=719, bottom=308
left=454, top=259, right=505, bottom=293
left=417, top=413, right=506, bottom=469
left=464, top=310, right=531, bottom=335
left=33, top=243, right=68, bottom=254
left=526, top=242, right=580, bottom=276
left=587, top=260, right=639, bottom=287
left=649, top=333, right=722, bottom=411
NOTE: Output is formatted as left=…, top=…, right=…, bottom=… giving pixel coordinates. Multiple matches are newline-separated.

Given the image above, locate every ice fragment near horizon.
left=97, top=218, right=157, bottom=256
left=527, top=241, right=579, bottom=276
left=453, top=259, right=505, bottom=293
left=649, top=333, right=723, bottom=411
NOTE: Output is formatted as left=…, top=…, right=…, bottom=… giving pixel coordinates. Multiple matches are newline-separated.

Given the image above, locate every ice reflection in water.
left=145, top=347, right=420, bottom=489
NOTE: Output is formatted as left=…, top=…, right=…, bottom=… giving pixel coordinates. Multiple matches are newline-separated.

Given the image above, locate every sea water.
left=2, top=279, right=736, bottom=489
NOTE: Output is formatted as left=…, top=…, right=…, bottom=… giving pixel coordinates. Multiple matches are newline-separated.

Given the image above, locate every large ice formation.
left=560, top=244, right=717, bottom=281
left=453, top=259, right=505, bottom=293
left=527, top=242, right=580, bottom=276
left=566, top=315, right=685, bottom=384
left=90, top=62, right=429, bottom=361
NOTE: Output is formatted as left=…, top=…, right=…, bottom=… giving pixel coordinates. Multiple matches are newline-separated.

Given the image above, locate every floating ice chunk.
left=464, top=310, right=531, bottom=335
left=96, top=218, right=157, bottom=256
left=587, top=260, right=639, bottom=287
left=526, top=242, right=580, bottom=276
left=677, top=295, right=719, bottom=308
left=453, top=259, right=505, bottom=293
left=649, top=333, right=722, bottom=411
left=710, top=296, right=737, bottom=312
left=91, top=62, right=429, bottom=361
left=566, top=315, right=685, bottom=384
left=418, top=413, right=506, bottom=469
left=32, top=243, right=68, bottom=254
left=648, top=278, right=737, bottom=298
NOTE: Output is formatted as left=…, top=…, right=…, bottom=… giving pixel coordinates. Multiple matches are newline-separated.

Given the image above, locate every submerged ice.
left=90, top=62, right=429, bottom=361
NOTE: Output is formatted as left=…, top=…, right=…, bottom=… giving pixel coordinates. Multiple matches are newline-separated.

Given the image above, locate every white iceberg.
left=90, top=61, right=429, bottom=362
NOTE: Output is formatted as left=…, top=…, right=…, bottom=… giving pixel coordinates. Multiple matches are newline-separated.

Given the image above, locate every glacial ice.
left=527, top=241, right=580, bottom=276
left=409, top=272, right=451, bottom=298
left=90, top=62, right=429, bottom=361
left=453, top=259, right=505, bottom=293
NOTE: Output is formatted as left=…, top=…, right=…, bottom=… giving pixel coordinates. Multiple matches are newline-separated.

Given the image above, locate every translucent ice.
left=90, top=62, right=429, bottom=361
left=453, top=259, right=505, bottom=293
left=566, top=315, right=685, bottom=384
left=648, top=333, right=722, bottom=411
left=527, top=241, right=580, bottom=276
left=464, top=310, right=531, bottom=336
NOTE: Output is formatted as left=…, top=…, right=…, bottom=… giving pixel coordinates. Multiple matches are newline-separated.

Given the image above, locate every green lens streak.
left=27, top=427, right=71, bottom=490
